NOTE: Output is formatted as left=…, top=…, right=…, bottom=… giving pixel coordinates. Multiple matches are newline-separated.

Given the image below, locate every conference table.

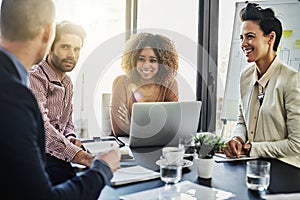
left=98, top=146, right=300, bottom=200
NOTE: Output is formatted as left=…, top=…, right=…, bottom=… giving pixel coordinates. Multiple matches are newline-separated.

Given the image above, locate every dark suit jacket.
left=0, top=50, right=112, bottom=200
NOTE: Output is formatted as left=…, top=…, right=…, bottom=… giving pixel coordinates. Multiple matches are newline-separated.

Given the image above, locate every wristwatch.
left=243, top=141, right=252, bottom=156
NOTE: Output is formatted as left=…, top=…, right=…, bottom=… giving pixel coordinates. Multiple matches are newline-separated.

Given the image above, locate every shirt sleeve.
left=250, top=71, right=300, bottom=158
left=110, top=76, right=130, bottom=136
left=232, top=103, right=247, bottom=143
left=29, top=70, right=81, bottom=162
left=165, top=79, right=179, bottom=101
left=64, top=96, right=77, bottom=138
left=50, top=160, right=113, bottom=200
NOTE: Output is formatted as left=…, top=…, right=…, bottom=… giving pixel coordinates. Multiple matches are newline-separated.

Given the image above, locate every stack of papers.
left=111, top=165, right=160, bottom=186
left=120, top=180, right=235, bottom=200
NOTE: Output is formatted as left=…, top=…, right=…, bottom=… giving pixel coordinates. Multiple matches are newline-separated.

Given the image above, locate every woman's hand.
left=117, top=104, right=130, bottom=126
left=223, top=137, right=248, bottom=158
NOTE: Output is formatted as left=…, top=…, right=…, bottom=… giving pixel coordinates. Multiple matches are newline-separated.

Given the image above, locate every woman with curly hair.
left=110, top=32, right=179, bottom=136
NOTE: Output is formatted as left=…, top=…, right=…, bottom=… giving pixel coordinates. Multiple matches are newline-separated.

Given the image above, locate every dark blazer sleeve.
left=0, top=69, right=112, bottom=200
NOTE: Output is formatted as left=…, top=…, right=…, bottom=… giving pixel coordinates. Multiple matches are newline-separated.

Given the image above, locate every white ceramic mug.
left=162, top=147, right=184, bottom=164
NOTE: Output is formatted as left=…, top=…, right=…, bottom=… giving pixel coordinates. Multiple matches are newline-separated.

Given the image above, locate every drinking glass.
left=178, top=135, right=195, bottom=160
left=160, top=156, right=182, bottom=184
left=246, top=160, right=271, bottom=191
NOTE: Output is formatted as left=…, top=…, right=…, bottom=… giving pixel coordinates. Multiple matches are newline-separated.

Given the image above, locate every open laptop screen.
left=127, top=101, right=201, bottom=147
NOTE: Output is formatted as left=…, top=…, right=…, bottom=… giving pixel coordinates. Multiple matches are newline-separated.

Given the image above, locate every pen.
left=81, top=144, right=91, bottom=154
left=81, top=145, right=87, bottom=151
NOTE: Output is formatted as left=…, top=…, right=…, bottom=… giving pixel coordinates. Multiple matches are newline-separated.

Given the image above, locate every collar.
left=0, top=47, right=29, bottom=87
left=252, top=56, right=279, bottom=88
left=38, top=60, right=71, bottom=86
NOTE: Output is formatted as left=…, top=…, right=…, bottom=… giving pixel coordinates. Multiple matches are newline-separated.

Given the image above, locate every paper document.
left=120, top=146, right=134, bottom=161
left=120, top=180, right=235, bottom=200
left=214, top=153, right=258, bottom=163
left=82, top=139, right=134, bottom=160
left=111, top=165, right=160, bottom=186
left=83, top=141, right=115, bottom=155
left=118, top=136, right=129, bottom=146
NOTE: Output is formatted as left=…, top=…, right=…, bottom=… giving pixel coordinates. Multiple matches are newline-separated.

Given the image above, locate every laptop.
left=118, top=101, right=202, bottom=147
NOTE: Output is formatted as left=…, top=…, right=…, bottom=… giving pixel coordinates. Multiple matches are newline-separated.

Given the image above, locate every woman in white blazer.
left=223, top=2, right=300, bottom=168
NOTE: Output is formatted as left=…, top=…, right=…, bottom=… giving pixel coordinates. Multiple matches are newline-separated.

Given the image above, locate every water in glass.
left=160, top=164, right=182, bottom=184
left=246, top=160, right=271, bottom=191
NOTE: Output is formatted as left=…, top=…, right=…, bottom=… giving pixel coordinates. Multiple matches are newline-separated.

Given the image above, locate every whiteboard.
left=221, top=1, right=300, bottom=121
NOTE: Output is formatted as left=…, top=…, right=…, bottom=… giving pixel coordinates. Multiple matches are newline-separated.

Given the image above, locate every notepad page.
left=214, top=153, right=258, bottom=163
left=111, top=165, right=160, bottom=186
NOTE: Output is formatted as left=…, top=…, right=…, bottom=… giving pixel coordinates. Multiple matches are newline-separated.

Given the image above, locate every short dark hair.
left=50, top=21, right=87, bottom=51
left=240, top=3, right=282, bottom=52
left=0, top=0, right=55, bottom=42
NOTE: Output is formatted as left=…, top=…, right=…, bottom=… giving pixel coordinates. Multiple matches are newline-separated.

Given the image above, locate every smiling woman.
left=223, top=2, right=300, bottom=168
left=110, top=32, right=179, bottom=137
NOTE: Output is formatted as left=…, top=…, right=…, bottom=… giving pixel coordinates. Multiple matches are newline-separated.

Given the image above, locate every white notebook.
left=111, top=165, right=160, bottom=186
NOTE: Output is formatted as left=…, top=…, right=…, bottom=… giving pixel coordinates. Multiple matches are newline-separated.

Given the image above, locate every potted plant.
left=194, top=132, right=226, bottom=179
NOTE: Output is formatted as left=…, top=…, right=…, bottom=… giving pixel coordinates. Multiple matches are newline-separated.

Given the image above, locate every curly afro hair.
left=121, top=32, right=178, bottom=84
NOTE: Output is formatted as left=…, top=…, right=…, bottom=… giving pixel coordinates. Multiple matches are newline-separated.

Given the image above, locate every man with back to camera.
left=0, top=0, right=120, bottom=199
left=29, top=21, right=97, bottom=185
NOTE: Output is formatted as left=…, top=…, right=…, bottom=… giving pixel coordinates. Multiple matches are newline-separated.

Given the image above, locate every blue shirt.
left=0, top=47, right=29, bottom=87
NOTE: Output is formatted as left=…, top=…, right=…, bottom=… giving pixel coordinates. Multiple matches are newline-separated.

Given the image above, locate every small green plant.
left=194, top=132, right=226, bottom=159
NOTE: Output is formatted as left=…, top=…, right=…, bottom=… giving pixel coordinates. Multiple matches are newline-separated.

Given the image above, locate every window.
left=217, top=0, right=241, bottom=138
left=55, top=0, right=126, bottom=137
left=66, top=0, right=200, bottom=137
left=137, top=0, right=199, bottom=101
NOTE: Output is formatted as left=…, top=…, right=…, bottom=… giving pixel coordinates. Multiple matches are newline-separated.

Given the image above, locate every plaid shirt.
left=29, top=60, right=81, bottom=162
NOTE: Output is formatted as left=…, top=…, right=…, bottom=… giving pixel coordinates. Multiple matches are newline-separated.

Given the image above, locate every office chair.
left=101, top=93, right=112, bottom=136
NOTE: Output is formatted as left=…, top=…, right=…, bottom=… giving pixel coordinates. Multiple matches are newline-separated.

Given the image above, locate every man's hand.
left=72, top=150, right=94, bottom=167
left=94, top=143, right=121, bottom=173
left=68, top=136, right=82, bottom=148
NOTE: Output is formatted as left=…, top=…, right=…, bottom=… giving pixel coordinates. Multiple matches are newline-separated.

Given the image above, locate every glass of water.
left=160, top=156, right=182, bottom=184
left=178, top=135, right=195, bottom=159
left=246, top=160, right=271, bottom=191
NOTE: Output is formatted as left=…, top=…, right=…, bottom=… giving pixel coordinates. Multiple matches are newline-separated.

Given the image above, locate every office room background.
left=1, top=0, right=292, bottom=138
left=58, top=0, right=221, bottom=138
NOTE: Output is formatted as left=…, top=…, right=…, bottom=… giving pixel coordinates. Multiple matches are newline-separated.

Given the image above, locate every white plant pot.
left=196, top=157, right=214, bottom=179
